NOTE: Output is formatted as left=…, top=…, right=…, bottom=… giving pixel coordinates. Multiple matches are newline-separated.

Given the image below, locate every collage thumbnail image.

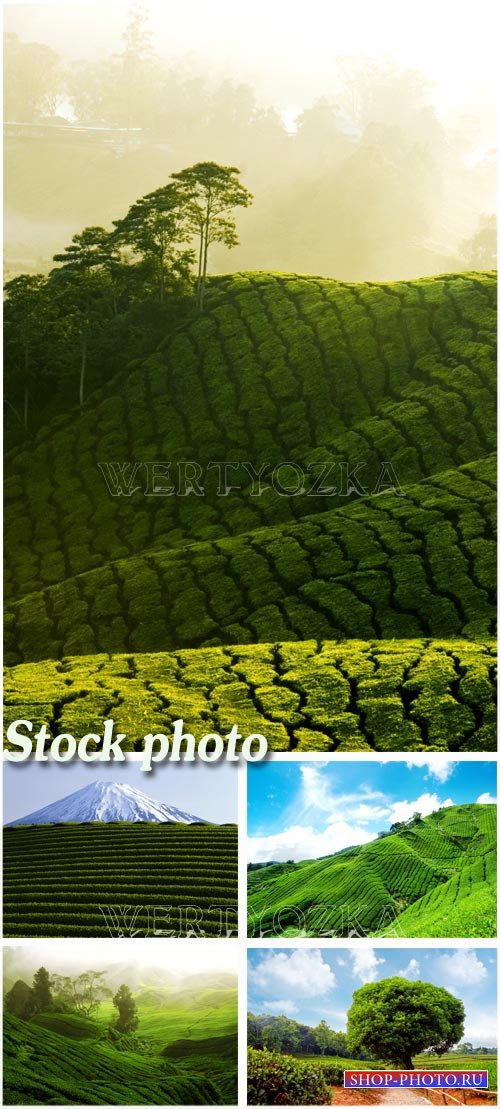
left=247, top=946, right=497, bottom=1105
left=3, top=940, right=238, bottom=1106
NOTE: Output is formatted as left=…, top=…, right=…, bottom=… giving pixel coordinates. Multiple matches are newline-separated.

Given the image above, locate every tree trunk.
left=196, top=230, right=204, bottom=311
left=23, top=343, right=30, bottom=431
left=80, top=331, right=88, bottom=408
left=401, top=1055, right=414, bottom=1070
left=199, top=221, right=210, bottom=313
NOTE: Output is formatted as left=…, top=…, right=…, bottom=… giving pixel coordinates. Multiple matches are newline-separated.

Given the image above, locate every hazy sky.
left=5, top=0, right=497, bottom=115
left=248, top=759, right=497, bottom=861
left=5, top=937, right=239, bottom=975
left=3, top=757, right=238, bottom=823
left=248, top=947, right=497, bottom=1045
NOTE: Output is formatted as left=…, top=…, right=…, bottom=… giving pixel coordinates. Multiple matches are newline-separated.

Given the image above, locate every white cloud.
left=463, top=1007, right=498, bottom=1048
left=262, top=998, right=298, bottom=1016
left=397, top=958, right=420, bottom=980
left=346, top=802, right=390, bottom=824
left=436, top=950, right=487, bottom=987
left=249, top=821, right=377, bottom=863
left=249, top=949, right=335, bottom=998
left=350, top=948, right=385, bottom=984
left=405, top=756, right=456, bottom=783
left=300, top=765, right=335, bottom=811
left=389, top=792, right=453, bottom=824
left=477, top=792, right=496, bottom=804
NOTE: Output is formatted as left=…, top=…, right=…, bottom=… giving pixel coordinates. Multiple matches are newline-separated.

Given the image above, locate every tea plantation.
left=3, top=271, right=497, bottom=751
left=4, top=638, right=496, bottom=752
left=3, top=822, right=237, bottom=937
left=247, top=803, right=496, bottom=937
left=4, top=980, right=237, bottom=1104
left=247, top=1048, right=498, bottom=1104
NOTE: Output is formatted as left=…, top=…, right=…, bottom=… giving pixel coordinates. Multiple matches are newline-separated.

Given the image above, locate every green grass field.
left=4, top=983, right=237, bottom=1105
left=3, top=823, right=237, bottom=937
left=248, top=803, right=496, bottom=938
left=3, top=271, right=496, bottom=751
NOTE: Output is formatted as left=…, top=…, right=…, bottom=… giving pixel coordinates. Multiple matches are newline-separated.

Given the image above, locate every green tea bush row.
left=247, top=1048, right=331, bottom=1105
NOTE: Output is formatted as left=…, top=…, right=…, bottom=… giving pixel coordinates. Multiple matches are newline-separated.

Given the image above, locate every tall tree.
left=32, top=967, right=53, bottom=1013
left=51, top=970, right=111, bottom=1016
left=347, top=977, right=465, bottom=1070
left=112, top=185, right=193, bottom=303
left=112, top=984, right=139, bottom=1034
left=313, top=1018, right=335, bottom=1055
left=171, top=162, right=253, bottom=310
left=4, top=274, right=48, bottom=431
left=51, top=227, right=116, bottom=406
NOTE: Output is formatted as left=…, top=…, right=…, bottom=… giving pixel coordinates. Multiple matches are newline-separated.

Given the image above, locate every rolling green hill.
left=4, top=982, right=237, bottom=1105
left=4, top=638, right=496, bottom=752
left=247, top=803, right=496, bottom=938
left=3, top=271, right=496, bottom=751
left=3, top=823, right=237, bottom=937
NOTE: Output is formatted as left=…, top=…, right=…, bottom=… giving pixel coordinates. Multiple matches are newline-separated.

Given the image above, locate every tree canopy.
left=347, top=977, right=465, bottom=1069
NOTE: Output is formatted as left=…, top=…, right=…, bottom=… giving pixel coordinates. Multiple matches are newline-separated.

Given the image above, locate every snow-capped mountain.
left=7, top=781, right=208, bottom=825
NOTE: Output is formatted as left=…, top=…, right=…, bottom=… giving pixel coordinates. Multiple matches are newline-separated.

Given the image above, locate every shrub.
left=247, top=1047, right=331, bottom=1105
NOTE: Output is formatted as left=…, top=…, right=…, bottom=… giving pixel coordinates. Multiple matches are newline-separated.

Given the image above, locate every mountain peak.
left=7, top=780, right=208, bottom=826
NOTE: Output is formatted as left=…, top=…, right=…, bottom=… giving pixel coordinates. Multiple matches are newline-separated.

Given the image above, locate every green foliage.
left=347, top=977, right=465, bottom=1068
left=4, top=640, right=495, bottom=753
left=4, top=980, right=35, bottom=1020
left=112, top=184, right=194, bottom=302
left=32, top=967, right=53, bottom=1013
left=248, top=803, right=496, bottom=938
left=111, top=985, right=138, bottom=1035
left=3, top=823, right=237, bottom=938
left=248, top=1012, right=355, bottom=1060
left=171, top=162, right=253, bottom=309
left=247, top=1047, right=331, bottom=1105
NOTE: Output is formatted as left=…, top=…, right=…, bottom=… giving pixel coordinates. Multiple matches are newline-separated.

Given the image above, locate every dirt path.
left=380, top=1091, right=431, bottom=1104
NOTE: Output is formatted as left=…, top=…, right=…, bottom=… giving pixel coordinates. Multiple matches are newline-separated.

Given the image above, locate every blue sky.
left=248, top=947, right=497, bottom=1047
left=248, top=759, right=497, bottom=862
left=3, top=758, right=238, bottom=824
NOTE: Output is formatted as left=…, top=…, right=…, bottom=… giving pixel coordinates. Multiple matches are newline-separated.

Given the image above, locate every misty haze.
left=3, top=1, right=497, bottom=281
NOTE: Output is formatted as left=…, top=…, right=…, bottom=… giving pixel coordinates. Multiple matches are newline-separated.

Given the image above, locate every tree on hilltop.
left=112, top=185, right=193, bottom=303
left=51, top=227, right=119, bottom=407
left=171, top=162, right=253, bottom=311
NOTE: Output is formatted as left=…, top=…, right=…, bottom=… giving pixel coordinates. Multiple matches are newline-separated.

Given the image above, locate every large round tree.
left=347, top=977, right=465, bottom=1069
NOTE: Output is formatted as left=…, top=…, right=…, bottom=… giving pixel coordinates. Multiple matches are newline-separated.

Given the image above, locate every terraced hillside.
left=3, top=823, right=237, bottom=937
left=4, top=980, right=237, bottom=1104
left=4, top=455, right=496, bottom=663
left=247, top=803, right=496, bottom=937
left=4, top=639, right=496, bottom=751
left=3, top=271, right=497, bottom=751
